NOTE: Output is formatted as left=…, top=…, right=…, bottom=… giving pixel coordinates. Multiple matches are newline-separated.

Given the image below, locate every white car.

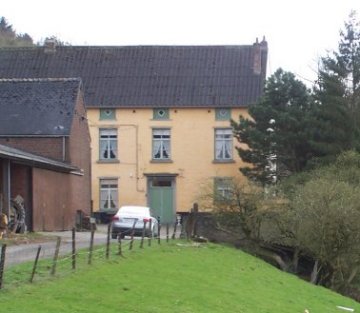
left=111, top=206, right=159, bottom=239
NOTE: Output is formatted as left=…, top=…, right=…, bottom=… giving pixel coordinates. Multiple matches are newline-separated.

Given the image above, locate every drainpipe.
left=118, top=124, right=143, bottom=192
left=62, top=136, right=66, bottom=161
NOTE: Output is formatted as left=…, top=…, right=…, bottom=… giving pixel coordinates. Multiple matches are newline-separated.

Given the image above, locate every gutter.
left=0, top=144, right=78, bottom=173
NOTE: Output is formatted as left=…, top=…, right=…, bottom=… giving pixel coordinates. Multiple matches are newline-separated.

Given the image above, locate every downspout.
left=134, top=125, right=141, bottom=192
left=62, top=136, right=66, bottom=161
left=118, top=124, right=143, bottom=192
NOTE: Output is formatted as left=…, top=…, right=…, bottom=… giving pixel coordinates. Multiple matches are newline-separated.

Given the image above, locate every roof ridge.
left=0, top=44, right=254, bottom=49
left=0, top=78, right=81, bottom=83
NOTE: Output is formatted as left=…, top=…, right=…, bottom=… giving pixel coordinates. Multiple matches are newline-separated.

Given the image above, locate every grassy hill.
left=0, top=241, right=359, bottom=313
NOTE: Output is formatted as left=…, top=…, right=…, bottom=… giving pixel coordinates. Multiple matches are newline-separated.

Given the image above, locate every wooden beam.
left=2, top=160, right=11, bottom=217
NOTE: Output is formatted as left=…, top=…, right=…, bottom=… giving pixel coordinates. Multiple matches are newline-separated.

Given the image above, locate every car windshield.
left=119, top=207, right=150, bottom=217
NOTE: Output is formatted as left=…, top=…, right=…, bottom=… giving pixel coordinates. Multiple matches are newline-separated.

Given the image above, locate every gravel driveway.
left=4, top=224, right=179, bottom=268
left=4, top=225, right=109, bottom=268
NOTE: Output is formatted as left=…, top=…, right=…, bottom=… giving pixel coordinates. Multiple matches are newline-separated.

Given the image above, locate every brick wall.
left=67, top=91, right=92, bottom=216
left=30, top=90, right=92, bottom=231
left=0, top=137, right=65, bottom=161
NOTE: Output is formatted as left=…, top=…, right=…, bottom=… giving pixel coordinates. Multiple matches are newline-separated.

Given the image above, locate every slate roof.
left=0, top=43, right=267, bottom=108
left=0, top=78, right=81, bottom=136
left=0, top=143, right=79, bottom=172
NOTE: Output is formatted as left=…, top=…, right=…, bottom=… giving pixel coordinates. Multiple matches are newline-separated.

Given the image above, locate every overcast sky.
left=2, top=0, right=360, bottom=85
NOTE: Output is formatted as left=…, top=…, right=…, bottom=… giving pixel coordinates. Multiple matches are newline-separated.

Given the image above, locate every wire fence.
left=0, top=221, right=185, bottom=290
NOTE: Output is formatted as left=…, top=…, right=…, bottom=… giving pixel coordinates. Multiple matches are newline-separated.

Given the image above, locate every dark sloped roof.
left=0, top=78, right=81, bottom=136
left=0, top=143, right=79, bottom=173
left=0, top=44, right=267, bottom=108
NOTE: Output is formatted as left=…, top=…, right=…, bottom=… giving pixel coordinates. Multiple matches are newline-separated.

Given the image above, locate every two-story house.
left=0, top=39, right=267, bottom=223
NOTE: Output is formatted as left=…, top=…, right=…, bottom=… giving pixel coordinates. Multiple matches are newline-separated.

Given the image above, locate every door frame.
left=145, top=173, right=177, bottom=223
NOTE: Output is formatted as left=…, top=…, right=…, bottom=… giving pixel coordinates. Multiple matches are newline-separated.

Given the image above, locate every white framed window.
left=99, top=129, right=117, bottom=160
left=100, top=179, right=118, bottom=211
left=152, top=128, right=171, bottom=160
left=215, top=128, right=233, bottom=160
left=214, top=177, right=233, bottom=203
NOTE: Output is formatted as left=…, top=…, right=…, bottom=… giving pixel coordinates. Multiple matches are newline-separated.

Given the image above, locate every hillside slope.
left=0, top=242, right=359, bottom=313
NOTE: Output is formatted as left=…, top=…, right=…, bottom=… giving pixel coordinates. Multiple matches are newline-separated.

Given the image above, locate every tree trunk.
left=292, top=247, right=300, bottom=273
left=347, top=266, right=359, bottom=285
left=310, top=259, right=320, bottom=284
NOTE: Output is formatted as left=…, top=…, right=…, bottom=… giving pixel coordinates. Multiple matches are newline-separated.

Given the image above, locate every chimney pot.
left=44, top=38, right=56, bottom=53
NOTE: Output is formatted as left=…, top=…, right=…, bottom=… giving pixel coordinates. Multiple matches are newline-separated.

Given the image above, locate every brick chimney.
left=44, top=38, right=57, bottom=53
left=253, top=36, right=268, bottom=75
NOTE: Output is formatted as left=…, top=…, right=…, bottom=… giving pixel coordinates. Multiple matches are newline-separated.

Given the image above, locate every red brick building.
left=0, top=78, right=91, bottom=231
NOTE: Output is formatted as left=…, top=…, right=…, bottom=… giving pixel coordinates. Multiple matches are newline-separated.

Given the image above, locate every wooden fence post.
left=51, top=237, right=62, bottom=275
left=148, top=220, right=152, bottom=247
left=129, top=220, right=137, bottom=251
left=117, top=233, right=123, bottom=256
left=166, top=223, right=169, bottom=242
left=158, top=224, right=161, bottom=245
left=0, top=244, right=7, bottom=289
left=88, top=224, right=95, bottom=265
left=140, top=221, right=147, bottom=249
left=30, top=245, right=41, bottom=283
left=106, top=223, right=111, bottom=259
left=172, top=220, right=178, bottom=239
left=72, top=227, right=76, bottom=270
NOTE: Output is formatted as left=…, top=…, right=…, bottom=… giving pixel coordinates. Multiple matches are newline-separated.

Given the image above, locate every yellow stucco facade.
left=88, top=107, right=250, bottom=220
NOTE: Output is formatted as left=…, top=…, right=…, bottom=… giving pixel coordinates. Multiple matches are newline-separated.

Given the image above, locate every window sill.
left=150, top=159, right=173, bottom=163
left=97, top=209, right=117, bottom=214
left=97, top=159, right=120, bottom=164
left=212, top=159, right=235, bottom=164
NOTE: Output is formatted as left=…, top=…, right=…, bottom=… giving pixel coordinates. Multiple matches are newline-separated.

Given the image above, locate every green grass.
left=0, top=241, right=359, bottom=313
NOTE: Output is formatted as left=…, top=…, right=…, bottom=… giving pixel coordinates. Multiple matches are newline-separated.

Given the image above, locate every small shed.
left=0, top=78, right=91, bottom=231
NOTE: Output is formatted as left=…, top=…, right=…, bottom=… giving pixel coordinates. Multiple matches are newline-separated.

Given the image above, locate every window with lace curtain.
left=100, top=179, right=118, bottom=211
left=215, top=128, right=233, bottom=161
left=99, top=128, right=117, bottom=160
left=152, top=128, right=171, bottom=160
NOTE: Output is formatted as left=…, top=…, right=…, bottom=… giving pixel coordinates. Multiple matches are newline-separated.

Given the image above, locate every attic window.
left=153, top=108, right=169, bottom=120
left=100, top=108, right=116, bottom=120
left=215, top=108, right=231, bottom=121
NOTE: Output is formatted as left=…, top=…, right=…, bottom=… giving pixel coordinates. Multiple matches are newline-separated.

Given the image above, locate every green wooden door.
left=148, top=177, right=174, bottom=224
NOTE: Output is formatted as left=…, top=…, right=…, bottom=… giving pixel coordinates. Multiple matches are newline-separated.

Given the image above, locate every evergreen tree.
left=232, top=69, right=314, bottom=185
left=312, top=11, right=360, bottom=159
left=0, top=17, right=33, bottom=47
